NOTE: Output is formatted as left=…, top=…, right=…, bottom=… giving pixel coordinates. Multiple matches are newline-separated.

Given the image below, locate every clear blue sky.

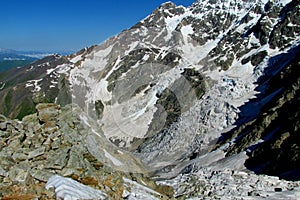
left=0, top=0, right=195, bottom=52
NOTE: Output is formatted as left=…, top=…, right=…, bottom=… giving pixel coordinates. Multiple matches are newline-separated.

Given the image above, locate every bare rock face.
left=36, top=103, right=60, bottom=123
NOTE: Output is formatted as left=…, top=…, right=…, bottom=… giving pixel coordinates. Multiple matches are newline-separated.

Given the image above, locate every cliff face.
left=0, top=0, right=300, bottom=199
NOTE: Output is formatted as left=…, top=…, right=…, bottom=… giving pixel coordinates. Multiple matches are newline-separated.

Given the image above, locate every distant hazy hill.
left=0, top=50, right=36, bottom=72
left=0, top=48, right=73, bottom=72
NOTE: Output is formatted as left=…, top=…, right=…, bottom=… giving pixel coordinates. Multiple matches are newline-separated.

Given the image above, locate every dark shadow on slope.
left=216, top=44, right=300, bottom=144
left=214, top=44, right=300, bottom=180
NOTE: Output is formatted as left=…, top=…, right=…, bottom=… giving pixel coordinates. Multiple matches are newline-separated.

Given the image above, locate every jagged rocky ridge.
left=0, top=0, right=300, bottom=199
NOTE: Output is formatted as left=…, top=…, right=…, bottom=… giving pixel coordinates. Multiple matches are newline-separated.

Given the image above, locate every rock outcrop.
left=0, top=103, right=176, bottom=199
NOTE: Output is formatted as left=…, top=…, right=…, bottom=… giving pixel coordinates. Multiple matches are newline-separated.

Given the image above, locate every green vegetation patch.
left=15, top=98, right=36, bottom=120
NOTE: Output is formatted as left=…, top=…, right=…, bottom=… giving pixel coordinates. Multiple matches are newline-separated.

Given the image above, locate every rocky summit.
left=0, top=0, right=300, bottom=199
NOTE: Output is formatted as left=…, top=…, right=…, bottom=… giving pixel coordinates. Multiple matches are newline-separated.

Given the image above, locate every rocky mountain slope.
left=0, top=0, right=299, bottom=199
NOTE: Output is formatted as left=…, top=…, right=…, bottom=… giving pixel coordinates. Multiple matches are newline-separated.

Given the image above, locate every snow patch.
left=181, top=24, right=194, bottom=36
left=164, top=9, right=191, bottom=41
left=0, top=82, right=5, bottom=90
left=70, top=55, right=82, bottom=63
left=103, top=149, right=123, bottom=166
left=46, top=68, right=56, bottom=75
left=25, top=79, right=43, bottom=93
left=46, top=175, right=106, bottom=200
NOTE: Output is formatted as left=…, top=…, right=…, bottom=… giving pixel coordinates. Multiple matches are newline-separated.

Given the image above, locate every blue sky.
left=0, top=0, right=195, bottom=52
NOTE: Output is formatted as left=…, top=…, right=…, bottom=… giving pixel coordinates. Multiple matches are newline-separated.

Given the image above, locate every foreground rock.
left=0, top=103, right=300, bottom=199
left=0, top=103, right=172, bottom=199
left=46, top=175, right=107, bottom=199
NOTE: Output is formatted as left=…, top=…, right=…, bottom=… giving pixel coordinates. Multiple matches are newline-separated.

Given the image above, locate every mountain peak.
left=160, top=1, right=177, bottom=8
